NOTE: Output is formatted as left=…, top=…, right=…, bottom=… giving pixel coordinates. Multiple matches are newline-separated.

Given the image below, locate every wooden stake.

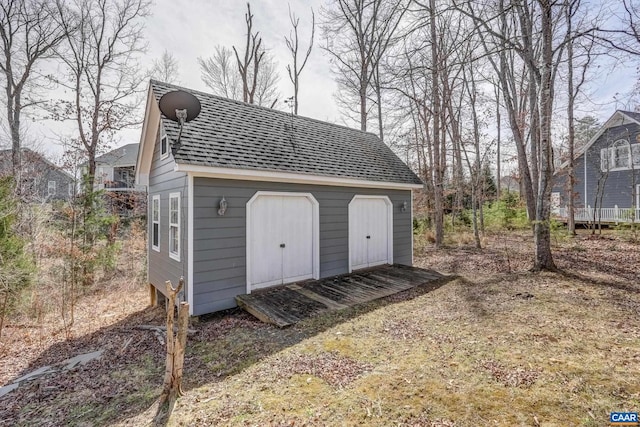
left=158, top=277, right=188, bottom=406
left=174, top=301, right=189, bottom=397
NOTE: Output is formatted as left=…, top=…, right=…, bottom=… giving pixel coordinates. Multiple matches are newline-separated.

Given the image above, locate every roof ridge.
left=150, top=80, right=381, bottom=139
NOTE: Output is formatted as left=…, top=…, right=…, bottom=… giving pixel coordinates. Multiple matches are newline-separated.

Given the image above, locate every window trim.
left=47, top=180, right=56, bottom=196
left=601, top=140, right=640, bottom=172
left=160, top=124, right=169, bottom=160
left=169, top=192, right=180, bottom=261
left=152, top=194, right=160, bottom=252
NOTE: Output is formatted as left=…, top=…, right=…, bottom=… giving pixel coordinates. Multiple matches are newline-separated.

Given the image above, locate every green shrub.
left=0, top=177, right=35, bottom=336
left=413, top=216, right=430, bottom=235
left=483, top=192, right=529, bottom=231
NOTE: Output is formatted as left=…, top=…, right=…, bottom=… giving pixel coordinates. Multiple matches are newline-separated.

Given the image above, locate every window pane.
left=152, top=198, right=159, bottom=221
left=633, top=144, right=640, bottom=166
left=170, top=226, right=178, bottom=254
left=153, top=224, right=159, bottom=246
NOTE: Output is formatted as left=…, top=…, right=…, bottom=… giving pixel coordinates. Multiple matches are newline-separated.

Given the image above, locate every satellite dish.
left=158, top=90, right=201, bottom=147
left=158, top=90, right=201, bottom=123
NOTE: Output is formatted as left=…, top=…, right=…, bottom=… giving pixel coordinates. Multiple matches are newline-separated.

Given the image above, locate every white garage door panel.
left=367, top=198, right=389, bottom=266
left=349, top=196, right=392, bottom=271
left=349, top=199, right=369, bottom=270
left=248, top=193, right=317, bottom=291
left=282, top=196, right=313, bottom=281
left=250, top=196, right=284, bottom=288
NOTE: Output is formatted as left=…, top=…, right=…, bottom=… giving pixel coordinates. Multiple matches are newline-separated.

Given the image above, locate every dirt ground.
left=1, top=229, right=639, bottom=426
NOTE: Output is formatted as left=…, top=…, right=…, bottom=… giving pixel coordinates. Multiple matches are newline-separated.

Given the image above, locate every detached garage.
left=136, top=80, right=424, bottom=316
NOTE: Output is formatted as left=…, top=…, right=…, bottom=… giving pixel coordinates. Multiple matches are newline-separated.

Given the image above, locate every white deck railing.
left=555, top=206, right=640, bottom=224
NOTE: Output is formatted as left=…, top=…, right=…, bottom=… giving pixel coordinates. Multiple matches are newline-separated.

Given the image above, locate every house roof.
left=575, top=110, right=640, bottom=157
left=95, top=143, right=139, bottom=167
left=557, top=110, right=640, bottom=171
left=0, top=148, right=74, bottom=180
left=149, top=80, right=423, bottom=187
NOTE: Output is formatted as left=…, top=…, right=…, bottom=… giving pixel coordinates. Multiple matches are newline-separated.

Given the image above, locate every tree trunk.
left=533, top=0, right=556, bottom=271
left=430, top=0, right=444, bottom=247
left=566, top=10, right=576, bottom=235
left=495, top=84, right=501, bottom=198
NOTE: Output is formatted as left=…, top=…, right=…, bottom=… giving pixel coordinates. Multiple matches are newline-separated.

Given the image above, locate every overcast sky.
left=146, top=0, right=335, bottom=120
left=12, top=0, right=640, bottom=160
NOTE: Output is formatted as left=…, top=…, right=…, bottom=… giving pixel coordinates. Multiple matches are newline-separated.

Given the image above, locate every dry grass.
left=1, top=229, right=640, bottom=426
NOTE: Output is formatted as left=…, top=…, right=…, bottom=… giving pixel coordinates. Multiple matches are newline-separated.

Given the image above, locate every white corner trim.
left=175, top=163, right=422, bottom=190
left=246, top=191, right=320, bottom=294
left=584, top=153, right=587, bottom=206
left=187, top=174, right=194, bottom=315
left=410, top=197, right=414, bottom=266
left=348, top=194, right=394, bottom=273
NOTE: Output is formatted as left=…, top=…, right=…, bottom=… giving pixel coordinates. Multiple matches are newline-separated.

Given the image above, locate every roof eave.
left=175, top=163, right=423, bottom=190
left=136, top=84, right=161, bottom=187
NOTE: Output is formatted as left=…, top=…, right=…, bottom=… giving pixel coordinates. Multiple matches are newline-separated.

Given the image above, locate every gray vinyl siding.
left=147, top=131, right=189, bottom=302
left=556, top=123, right=640, bottom=209
left=191, top=178, right=412, bottom=316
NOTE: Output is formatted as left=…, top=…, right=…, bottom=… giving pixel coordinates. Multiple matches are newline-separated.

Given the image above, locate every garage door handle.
left=280, top=243, right=286, bottom=248
left=366, top=235, right=370, bottom=239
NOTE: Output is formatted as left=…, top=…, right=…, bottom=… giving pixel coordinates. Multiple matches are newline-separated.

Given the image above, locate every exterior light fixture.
left=218, top=197, right=228, bottom=216
left=401, top=201, right=408, bottom=212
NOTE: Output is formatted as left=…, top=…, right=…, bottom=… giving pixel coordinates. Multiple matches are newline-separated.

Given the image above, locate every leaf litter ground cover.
left=1, top=230, right=639, bottom=426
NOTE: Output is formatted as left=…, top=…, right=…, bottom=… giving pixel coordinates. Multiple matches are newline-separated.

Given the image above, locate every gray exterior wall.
left=147, top=133, right=189, bottom=301
left=191, top=178, right=413, bottom=316
left=0, top=149, right=75, bottom=201
left=554, top=123, right=640, bottom=209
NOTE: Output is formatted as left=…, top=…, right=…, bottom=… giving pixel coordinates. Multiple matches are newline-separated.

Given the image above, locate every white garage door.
left=349, top=196, right=393, bottom=271
left=247, top=192, right=318, bottom=291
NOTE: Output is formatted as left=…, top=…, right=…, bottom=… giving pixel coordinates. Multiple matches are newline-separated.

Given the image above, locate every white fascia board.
left=135, top=85, right=161, bottom=186
left=175, top=163, right=423, bottom=190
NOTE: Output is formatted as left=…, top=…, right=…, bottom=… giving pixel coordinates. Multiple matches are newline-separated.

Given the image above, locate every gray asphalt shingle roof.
left=95, top=143, right=139, bottom=166
left=151, top=81, right=422, bottom=186
left=620, top=110, right=640, bottom=123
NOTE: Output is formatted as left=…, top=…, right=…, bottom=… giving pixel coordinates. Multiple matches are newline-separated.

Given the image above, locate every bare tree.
left=151, top=49, right=179, bottom=84
left=199, top=4, right=280, bottom=108
left=198, top=45, right=280, bottom=107
left=284, top=5, right=314, bottom=114
left=198, top=46, right=242, bottom=100
left=54, top=0, right=150, bottom=191
left=233, top=3, right=265, bottom=105
left=321, top=0, right=408, bottom=133
left=0, top=0, right=67, bottom=180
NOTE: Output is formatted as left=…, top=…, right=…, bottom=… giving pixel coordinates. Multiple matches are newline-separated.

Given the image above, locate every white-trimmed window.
left=47, top=180, right=56, bottom=196
left=169, top=192, right=180, bottom=261
left=601, top=140, right=640, bottom=171
left=160, top=124, right=168, bottom=159
left=152, top=195, right=160, bottom=252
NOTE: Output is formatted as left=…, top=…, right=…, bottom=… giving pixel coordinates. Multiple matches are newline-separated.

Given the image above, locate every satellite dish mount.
left=158, top=90, right=202, bottom=148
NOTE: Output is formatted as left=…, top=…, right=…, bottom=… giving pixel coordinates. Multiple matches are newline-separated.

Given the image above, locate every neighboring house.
left=0, top=148, right=75, bottom=201
left=91, top=143, right=145, bottom=191
left=553, top=110, right=640, bottom=223
left=86, top=143, right=146, bottom=216
left=136, top=81, right=423, bottom=316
